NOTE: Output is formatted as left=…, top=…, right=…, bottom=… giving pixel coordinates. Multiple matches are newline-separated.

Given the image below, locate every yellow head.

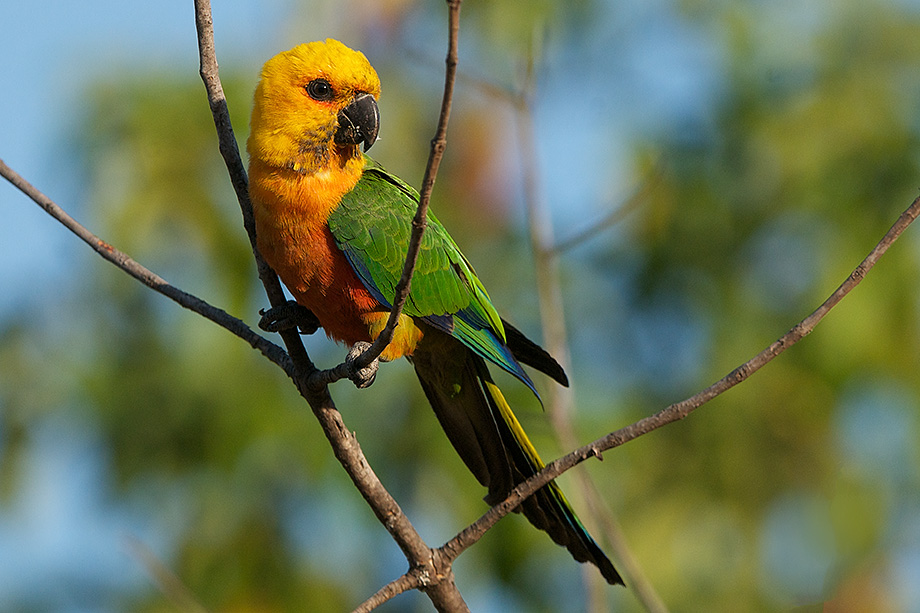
left=248, top=39, right=381, bottom=173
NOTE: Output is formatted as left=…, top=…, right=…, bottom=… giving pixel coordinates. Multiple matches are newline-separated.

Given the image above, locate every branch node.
left=415, top=567, right=432, bottom=587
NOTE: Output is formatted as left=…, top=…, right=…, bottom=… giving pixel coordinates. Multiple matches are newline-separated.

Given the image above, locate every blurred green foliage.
left=3, top=0, right=920, bottom=611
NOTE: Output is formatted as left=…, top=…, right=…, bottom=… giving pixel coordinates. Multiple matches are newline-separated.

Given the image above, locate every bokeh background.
left=3, top=0, right=920, bottom=611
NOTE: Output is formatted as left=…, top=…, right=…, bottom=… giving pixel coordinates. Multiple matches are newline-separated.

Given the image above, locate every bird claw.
left=259, top=300, right=321, bottom=335
left=346, top=341, right=378, bottom=389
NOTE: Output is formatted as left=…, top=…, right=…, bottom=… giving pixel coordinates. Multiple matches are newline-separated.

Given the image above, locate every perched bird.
left=247, top=39, right=622, bottom=586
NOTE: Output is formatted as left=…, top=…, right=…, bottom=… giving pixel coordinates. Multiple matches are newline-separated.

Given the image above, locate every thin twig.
left=551, top=165, right=660, bottom=254
left=344, top=0, right=462, bottom=373
left=125, top=535, right=210, bottom=613
left=424, top=44, right=655, bottom=260
left=445, top=32, right=667, bottom=607
left=353, top=548, right=459, bottom=613
left=0, top=158, right=292, bottom=377
left=352, top=572, right=422, bottom=613
left=439, top=192, right=920, bottom=568
left=513, top=46, right=666, bottom=611
left=407, top=46, right=525, bottom=107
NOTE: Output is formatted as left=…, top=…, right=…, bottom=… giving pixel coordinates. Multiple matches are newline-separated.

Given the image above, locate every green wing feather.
left=328, top=156, right=535, bottom=391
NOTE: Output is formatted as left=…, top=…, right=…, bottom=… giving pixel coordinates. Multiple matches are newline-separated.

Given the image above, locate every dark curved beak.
left=334, top=93, right=379, bottom=151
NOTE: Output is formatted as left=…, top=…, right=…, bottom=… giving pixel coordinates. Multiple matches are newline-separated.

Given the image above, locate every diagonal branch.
left=0, top=158, right=292, bottom=377
left=437, top=191, right=920, bottom=569
left=550, top=164, right=660, bottom=255
left=124, top=536, right=210, bottom=613
left=352, top=569, right=426, bottom=613
left=513, top=46, right=666, bottom=612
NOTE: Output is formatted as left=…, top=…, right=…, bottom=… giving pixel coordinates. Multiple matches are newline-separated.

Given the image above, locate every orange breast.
left=249, top=159, right=423, bottom=361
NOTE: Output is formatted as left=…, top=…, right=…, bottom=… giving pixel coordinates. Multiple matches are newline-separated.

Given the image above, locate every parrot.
left=247, top=39, right=623, bottom=586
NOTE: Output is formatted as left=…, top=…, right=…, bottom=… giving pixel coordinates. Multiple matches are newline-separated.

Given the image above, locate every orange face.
left=247, top=39, right=381, bottom=173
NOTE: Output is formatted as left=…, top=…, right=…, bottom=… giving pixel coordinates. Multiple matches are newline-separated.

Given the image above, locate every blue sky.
left=0, top=1, right=287, bottom=317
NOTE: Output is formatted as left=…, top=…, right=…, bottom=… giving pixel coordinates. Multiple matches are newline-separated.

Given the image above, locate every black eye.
left=306, top=79, right=334, bottom=101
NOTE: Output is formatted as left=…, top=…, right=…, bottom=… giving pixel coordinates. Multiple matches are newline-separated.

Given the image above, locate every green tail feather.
left=412, top=335, right=623, bottom=586
left=476, top=359, right=623, bottom=586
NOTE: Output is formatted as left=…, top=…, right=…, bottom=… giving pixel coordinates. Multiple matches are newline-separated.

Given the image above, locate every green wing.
left=327, top=156, right=535, bottom=391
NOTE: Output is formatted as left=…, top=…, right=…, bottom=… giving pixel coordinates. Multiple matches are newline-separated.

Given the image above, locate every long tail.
left=411, top=335, right=623, bottom=586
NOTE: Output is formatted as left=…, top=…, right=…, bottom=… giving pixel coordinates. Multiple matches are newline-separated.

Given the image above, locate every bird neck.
left=249, top=149, right=365, bottom=224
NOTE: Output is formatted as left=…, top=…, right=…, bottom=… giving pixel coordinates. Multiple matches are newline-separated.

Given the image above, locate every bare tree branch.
left=0, top=158, right=292, bottom=376
left=352, top=570, right=426, bottom=613
left=443, top=37, right=668, bottom=610
left=437, top=191, right=920, bottom=571
left=444, top=58, right=659, bottom=258
left=550, top=164, right=660, bottom=254
left=124, top=536, right=210, bottom=613
left=0, top=137, right=455, bottom=611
